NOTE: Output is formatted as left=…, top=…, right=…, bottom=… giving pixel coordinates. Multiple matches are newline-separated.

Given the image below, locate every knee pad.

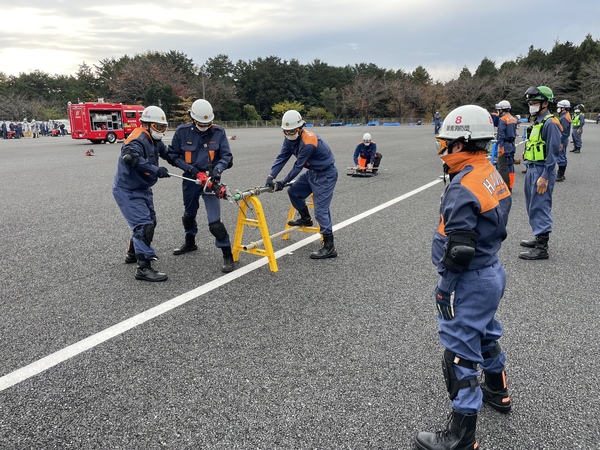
left=482, top=342, right=501, bottom=360
left=442, top=349, right=478, bottom=400
left=209, top=220, right=228, bottom=241
left=133, top=223, right=155, bottom=246
left=374, top=153, right=382, bottom=167
left=182, top=215, right=196, bottom=231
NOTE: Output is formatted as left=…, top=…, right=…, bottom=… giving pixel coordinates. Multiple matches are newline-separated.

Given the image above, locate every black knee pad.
left=133, top=223, right=155, bottom=246
left=182, top=215, right=196, bottom=231
left=482, top=342, right=501, bottom=360
left=209, top=220, right=228, bottom=241
left=374, top=152, right=382, bottom=167
left=442, top=349, right=478, bottom=400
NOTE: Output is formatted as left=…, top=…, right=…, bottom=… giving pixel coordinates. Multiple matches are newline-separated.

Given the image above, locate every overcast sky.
left=2, top=0, right=599, bottom=82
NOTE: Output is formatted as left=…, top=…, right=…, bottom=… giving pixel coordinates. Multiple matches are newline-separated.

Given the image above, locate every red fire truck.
left=67, top=101, right=145, bottom=144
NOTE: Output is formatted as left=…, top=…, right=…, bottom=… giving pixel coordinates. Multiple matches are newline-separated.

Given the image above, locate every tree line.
left=1, top=34, right=599, bottom=124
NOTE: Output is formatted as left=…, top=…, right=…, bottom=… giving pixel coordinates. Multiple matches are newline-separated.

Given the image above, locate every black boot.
left=288, top=207, right=313, bottom=227
left=221, top=246, right=235, bottom=273
left=125, top=239, right=136, bottom=264
left=573, top=147, right=581, bottom=153
left=556, top=166, right=565, bottom=182
left=482, top=370, right=511, bottom=413
left=173, top=234, right=198, bottom=255
left=415, top=411, right=478, bottom=450
left=519, top=237, right=537, bottom=248
left=135, top=257, right=168, bottom=282
left=310, top=234, right=337, bottom=259
left=519, top=234, right=549, bottom=260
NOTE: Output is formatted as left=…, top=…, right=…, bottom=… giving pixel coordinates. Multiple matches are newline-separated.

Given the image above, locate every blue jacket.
left=353, top=142, right=378, bottom=165
left=432, top=152, right=512, bottom=293
left=168, top=123, right=233, bottom=178
left=113, top=127, right=172, bottom=191
left=269, top=130, right=336, bottom=183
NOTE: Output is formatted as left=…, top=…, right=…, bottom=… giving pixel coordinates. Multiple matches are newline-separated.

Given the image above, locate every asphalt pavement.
left=0, top=123, right=598, bottom=449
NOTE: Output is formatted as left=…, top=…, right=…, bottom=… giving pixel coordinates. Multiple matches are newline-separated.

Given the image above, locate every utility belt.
left=310, top=164, right=335, bottom=172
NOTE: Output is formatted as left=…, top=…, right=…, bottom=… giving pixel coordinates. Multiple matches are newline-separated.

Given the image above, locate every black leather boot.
left=125, top=239, right=136, bottom=264
left=288, top=207, right=313, bottom=227
left=310, top=234, right=337, bottom=259
left=519, top=234, right=549, bottom=260
left=482, top=370, right=511, bottom=413
left=520, top=237, right=537, bottom=248
left=173, top=234, right=198, bottom=255
left=135, top=257, right=168, bottom=282
left=556, top=166, right=566, bottom=182
left=415, top=411, right=478, bottom=450
left=222, top=246, right=235, bottom=273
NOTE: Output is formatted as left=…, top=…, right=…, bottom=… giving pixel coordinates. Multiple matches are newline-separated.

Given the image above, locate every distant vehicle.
left=329, top=121, right=343, bottom=126
left=52, top=119, right=71, bottom=135
left=67, top=102, right=144, bottom=144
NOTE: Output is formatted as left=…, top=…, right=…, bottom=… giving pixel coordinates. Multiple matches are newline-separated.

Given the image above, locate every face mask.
left=574, top=109, right=580, bottom=114
left=529, top=105, right=540, bottom=115
left=150, top=130, right=165, bottom=141
left=284, top=132, right=299, bottom=141
left=364, top=141, right=370, bottom=146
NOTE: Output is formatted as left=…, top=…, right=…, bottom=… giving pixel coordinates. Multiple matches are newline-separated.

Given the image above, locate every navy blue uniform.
left=112, top=127, right=172, bottom=259
left=432, top=151, right=512, bottom=414
left=168, top=123, right=233, bottom=248
left=269, top=130, right=337, bottom=235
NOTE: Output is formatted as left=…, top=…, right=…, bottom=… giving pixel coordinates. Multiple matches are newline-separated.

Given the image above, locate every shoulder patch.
left=460, top=164, right=510, bottom=213
left=302, top=130, right=318, bottom=146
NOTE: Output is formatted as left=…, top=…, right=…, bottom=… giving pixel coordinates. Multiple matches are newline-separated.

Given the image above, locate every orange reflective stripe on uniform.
left=184, top=151, right=192, bottom=164
left=124, top=127, right=149, bottom=144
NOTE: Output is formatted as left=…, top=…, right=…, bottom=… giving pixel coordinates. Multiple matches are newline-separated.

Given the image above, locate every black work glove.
left=188, top=166, right=200, bottom=178
left=265, top=176, right=275, bottom=190
left=211, top=171, right=222, bottom=183
left=157, top=167, right=170, bottom=178
left=434, top=287, right=455, bottom=320
left=274, top=180, right=285, bottom=191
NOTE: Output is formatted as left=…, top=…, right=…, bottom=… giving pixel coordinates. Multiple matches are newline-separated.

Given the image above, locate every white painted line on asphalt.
left=0, top=178, right=443, bottom=392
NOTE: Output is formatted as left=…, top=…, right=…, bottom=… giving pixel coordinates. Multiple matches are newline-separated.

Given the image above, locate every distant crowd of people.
left=1, top=119, right=67, bottom=139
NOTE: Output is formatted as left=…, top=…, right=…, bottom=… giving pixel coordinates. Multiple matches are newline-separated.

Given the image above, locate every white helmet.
left=557, top=99, right=570, bottom=109
left=437, top=105, right=494, bottom=152
left=189, top=99, right=214, bottom=123
left=140, top=105, right=167, bottom=125
left=363, top=133, right=372, bottom=145
left=281, top=110, right=305, bottom=130
left=497, top=100, right=511, bottom=110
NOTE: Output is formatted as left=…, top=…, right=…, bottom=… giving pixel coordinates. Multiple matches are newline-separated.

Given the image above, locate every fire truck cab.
left=67, top=101, right=145, bottom=144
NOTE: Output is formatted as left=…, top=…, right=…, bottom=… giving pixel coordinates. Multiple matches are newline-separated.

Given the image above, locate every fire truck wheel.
left=106, top=132, right=117, bottom=144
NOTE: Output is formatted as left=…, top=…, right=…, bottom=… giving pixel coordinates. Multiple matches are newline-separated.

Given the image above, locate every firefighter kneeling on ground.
left=415, top=105, right=512, bottom=450
left=353, top=132, right=382, bottom=174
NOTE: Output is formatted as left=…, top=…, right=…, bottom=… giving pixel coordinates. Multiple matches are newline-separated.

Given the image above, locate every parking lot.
left=0, top=124, right=598, bottom=449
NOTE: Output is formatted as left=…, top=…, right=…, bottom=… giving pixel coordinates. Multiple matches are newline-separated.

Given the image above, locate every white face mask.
left=284, top=132, right=299, bottom=141
left=363, top=141, right=370, bottom=146
left=529, top=105, right=540, bottom=115
left=150, top=130, right=165, bottom=141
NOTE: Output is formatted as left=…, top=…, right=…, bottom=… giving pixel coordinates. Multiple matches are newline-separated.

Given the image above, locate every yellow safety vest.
left=524, top=115, right=551, bottom=162
left=572, top=113, right=582, bottom=127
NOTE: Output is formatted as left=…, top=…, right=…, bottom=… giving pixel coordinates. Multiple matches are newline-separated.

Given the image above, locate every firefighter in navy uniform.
left=415, top=105, right=512, bottom=450
left=266, top=110, right=339, bottom=259
left=495, top=100, right=518, bottom=192
left=167, top=99, right=235, bottom=273
left=519, top=86, right=562, bottom=260
left=113, top=106, right=172, bottom=282
left=555, top=99, right=571, bottom=182
left=353, top=132, right=382, bottom=174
